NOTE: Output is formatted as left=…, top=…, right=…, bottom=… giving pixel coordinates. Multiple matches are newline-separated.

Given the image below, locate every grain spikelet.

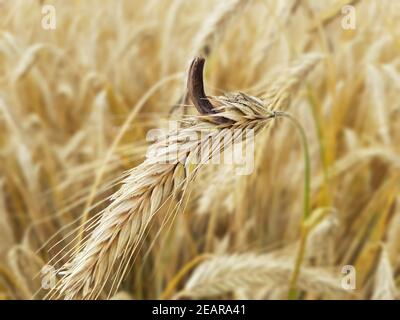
left=179, top=253, right=346, bottom=298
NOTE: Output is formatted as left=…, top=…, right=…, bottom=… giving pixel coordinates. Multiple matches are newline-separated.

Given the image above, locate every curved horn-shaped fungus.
left=187, top=57, right=229, bottom=124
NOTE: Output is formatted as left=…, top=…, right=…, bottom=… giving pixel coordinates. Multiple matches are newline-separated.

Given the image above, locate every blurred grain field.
left=0, top=0, right=399, bottom=300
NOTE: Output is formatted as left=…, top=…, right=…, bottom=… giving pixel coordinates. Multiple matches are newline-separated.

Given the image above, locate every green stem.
left=274, top=111, right=311, bottom=298
left=275, top=112, right=311, bottom=220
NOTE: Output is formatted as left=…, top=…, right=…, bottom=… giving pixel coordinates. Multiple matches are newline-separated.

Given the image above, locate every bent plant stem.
left=161, top=254, right=212, bottom=299
left=275, top=112, right=311, bottom=299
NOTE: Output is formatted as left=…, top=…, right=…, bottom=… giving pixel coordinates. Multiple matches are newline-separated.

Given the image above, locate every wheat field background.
left=0, top=0, right=399, bottom=300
